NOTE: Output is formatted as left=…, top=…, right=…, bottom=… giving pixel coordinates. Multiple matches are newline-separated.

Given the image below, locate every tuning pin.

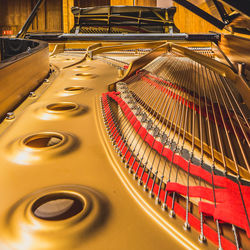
left=155, top=197, right=161, bottom=205
left=169, top=209, right=175, bottom=218
left=149, top=190, right=154, bottom=198
left=198, top=234, right=206, bottom=243
left=128, top=168, right=133, bottom=174
left=5, top=112, right=15, bottom=120
left=183, top=222, right=190, bottom=231
left=161, top=203, right=167, bottom=211
left=121, top=155, right=125, bottom=163
left=133, top=173, right=138, bottom=180
left=29, top=91, right=36, bottom=98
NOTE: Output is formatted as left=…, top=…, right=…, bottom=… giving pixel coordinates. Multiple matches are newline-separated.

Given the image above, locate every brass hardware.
left=5, top=112, right=15, bottom=120
left=29, top=92, right=36, bottom=98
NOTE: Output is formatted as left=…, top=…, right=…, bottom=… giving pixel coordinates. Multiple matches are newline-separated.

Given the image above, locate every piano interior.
left=0, top=1, right=249, bottom=249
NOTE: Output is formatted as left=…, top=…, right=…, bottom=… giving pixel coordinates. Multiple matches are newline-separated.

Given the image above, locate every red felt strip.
left=107, top=91, right=250, bottom=238
left=101, top=93, right=248, bottom=249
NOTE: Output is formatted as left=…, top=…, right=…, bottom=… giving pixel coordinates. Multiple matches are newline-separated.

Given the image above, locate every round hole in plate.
left=76, top=65, right=89, bottom=69
left=32, top=193, right=84, bottom=221
left=64, top=86, right=85, bottom=92
left=46, top=102, right=78, bottom=112
left=74, top=73, right=95, bottom=79
left=75, top=73, right=92, bottom=77
left=23, top=133, right=63, bottom=148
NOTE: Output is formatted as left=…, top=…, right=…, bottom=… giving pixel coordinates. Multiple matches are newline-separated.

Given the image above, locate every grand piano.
left=0, top=1, right=249, bottom=249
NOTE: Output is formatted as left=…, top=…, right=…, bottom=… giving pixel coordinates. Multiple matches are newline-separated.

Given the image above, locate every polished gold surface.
left=0, top=51, right=197, bottom=250
left=0, top=41, right=249, bottom=249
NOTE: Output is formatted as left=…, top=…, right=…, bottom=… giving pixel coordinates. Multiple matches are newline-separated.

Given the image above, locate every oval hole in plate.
left=32, top=193, right=84, bottom=221
left=76, top=65, right=90, bottom=69
left=46, top=102, right=78, bottom=112
left=23, top=133, right=63, bottom=148
left=64, top=86, right=85, bottom=92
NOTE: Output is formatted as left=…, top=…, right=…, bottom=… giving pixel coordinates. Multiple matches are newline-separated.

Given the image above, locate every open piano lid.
left=174, top=0, right=250, bottom=34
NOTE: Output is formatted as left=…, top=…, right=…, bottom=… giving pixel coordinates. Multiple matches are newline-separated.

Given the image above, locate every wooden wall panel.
left=0, top=0, right=224, bottom=35
left=0, top=0, right=63, bottom=35
left=0, top=1, right=4, bottom=34
left=30, top=0, right=45, bottom=31
left=110, top=0, right=133, bottom=5
left=74, top=0, right=110, bottom=7
left=46, top=0, right=63, bottom=31
left=63, top=0, right=74, bottom=33
left=173, top=2, right=220, bottom=33
left=0, top=0, right=30, bottom=35
left=30, top=0, right=63, bottom=33
left=137, top=0, right=156, bottom=6
left=110, top=0, right=156, bottom=6
left=110, top=1, right=221, bottom=33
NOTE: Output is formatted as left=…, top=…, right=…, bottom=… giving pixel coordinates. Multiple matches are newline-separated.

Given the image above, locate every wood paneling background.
left=0, top=0, right=222, bottom=35
left=111, top=0, right=220, bottom=33
left=63, top=0, right=74, bottom=33
left=137, top=0, right=156, bottom=6
left=0, top=0, right=63, bottom=35
left=74, top=0, right=110, bottom=7
left=173, top=2, right=220, bottom=34
left=110, top=0, right=156, bottom=6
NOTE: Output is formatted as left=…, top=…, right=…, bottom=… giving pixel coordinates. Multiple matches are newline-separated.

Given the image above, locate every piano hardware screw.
left=144, top=185, right=149, bottom=192
left=149, top=191, right=154, bottom=198
left=155, top=197, right=161, bottom=205
left=6, top=112, right=15, bottom=120
left=138, top=179, right=143, bottom=186
left=121, top=155, right=126, bottom=163
left=198, top=234, right=206, bottom=243
left=161, top=203, right=167, bottom=211
left=29, top=91, right=36, bottom=98
left=169, top=210, right=176, bottom=218
left=183, top=222, right=191, bottom=231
